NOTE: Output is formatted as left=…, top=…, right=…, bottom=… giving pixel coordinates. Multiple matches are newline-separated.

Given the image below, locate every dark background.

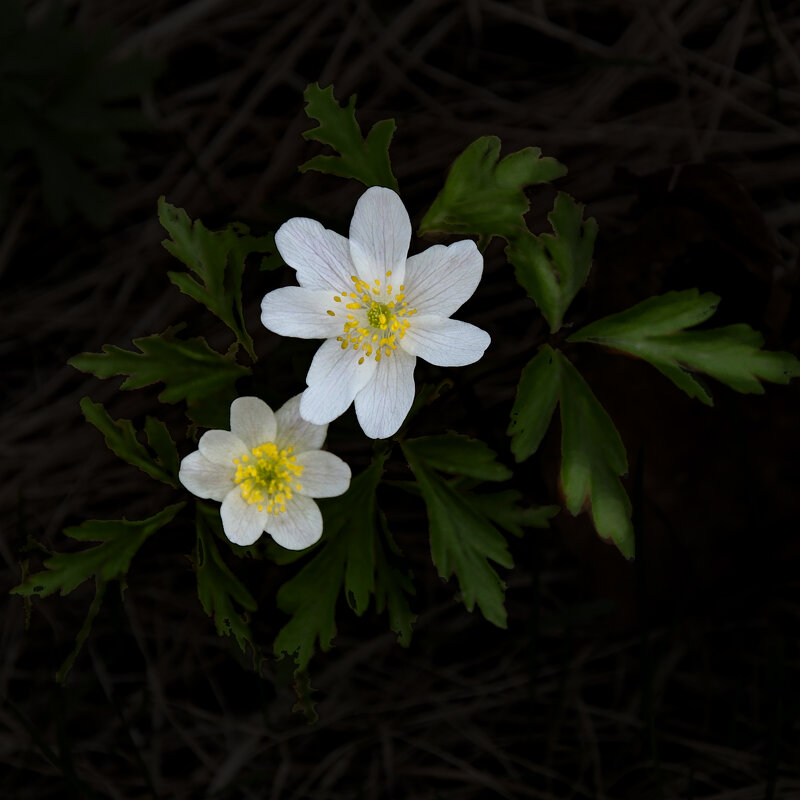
left=2, top=1, right=799, bottom=797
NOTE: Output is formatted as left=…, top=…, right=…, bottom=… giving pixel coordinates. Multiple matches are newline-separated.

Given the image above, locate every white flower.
left=178, top=395, right=350, bottom=549
left=260, top=186, right=490, bottom=439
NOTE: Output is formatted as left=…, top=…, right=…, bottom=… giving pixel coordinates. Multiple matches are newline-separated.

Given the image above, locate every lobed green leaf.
left=79, top=397, right=179, bottom=486
left=195, top=503, right=258, bottom=659
left=466, top=490, right=559, bottom=538
left=272, top=538, right=343, bottom=673
left=402, top=433, right=512, bottom=482
left=558, top=353, right=633, bottom=558
left=402, top=438, right=515, bottom=627
left=299, top=83, right=398, bottom=191
left=507, top=345, right=561, bottom=462
left=144, top=416, right=181, bottom=482
left=507, top=192, right=598, bottom=332
left=569, top=290, right=800, bottom=404
left=69, top=327, right=250, bottom=429
left=372, top=510, right=416, bottom=647
left=274, top=453, right=414, bottom=671
left=12, top=504, right=184, bottom=598
left=159, top=197, right=274, bottom=360
left=508, top=345, right=633, bottom=557
left=419, top=136, right=566, bottom=241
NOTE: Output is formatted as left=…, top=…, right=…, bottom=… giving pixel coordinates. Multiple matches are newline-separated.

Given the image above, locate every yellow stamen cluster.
left=233, top=443, right=304, bottom=515
left=328, top=271, right=417, bottom=363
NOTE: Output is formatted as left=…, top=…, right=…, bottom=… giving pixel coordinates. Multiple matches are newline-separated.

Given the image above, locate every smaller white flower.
left=179, top=395, right=350, bottom=550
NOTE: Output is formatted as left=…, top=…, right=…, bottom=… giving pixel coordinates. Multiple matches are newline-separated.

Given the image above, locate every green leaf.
left=272, top=540, right=341, bottom=672
left=557, top=353, right=633, bottom=558
left=507, top=346, right=633, bottom=557
left=11, top=504, right=184, bottom=598
left=195, top=503, right=258, bottom=658
left=419, top=136, right=566, bottom=241
left=159, top=197, right=274, bottom=360
left=402, top=439, right=514, bottom=627
left=69, top=327, right=250, bottom=429
left=466, top=490, right=559, bottom=538
left=372, top=510, right=416, bottom=647
left=79, top=397, right=178, bottom=486
left=299, top=83, right=398, bottom=191
left=568, top=289, right=800, bottom=404
left=506, top=192, right=598, bottom=332
left=401, top=434, right=512, bottom=482
left=507, top=345, right=561, bottom=462
left=144, top=416, right=181, bottom=483
left=274, top=453, right=414, bottom=671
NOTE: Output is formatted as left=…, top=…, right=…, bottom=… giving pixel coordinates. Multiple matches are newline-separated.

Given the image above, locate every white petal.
left=354, top=347, right=416, bottom=439
left=401, top=315, right=490, bottom=367
left=261, top=286, right=343, bottom=339
left=349, top=187, right=410, bottom=286
left=300, top=338, right=377, bottom=425
left=274, top=393, right=327, bottom=453
left=199, top=430, right=248, bottom=466
left=275, top=217, right=355, bottom=290
left=229, top=397, right=276, bottom=450
left=179, top=451, right=235, bottom=501
left=265, top=494, right=323, bottom=551
left=404, top=239, right=483, bottom=317
left=295, top=450, right=351, bottom=498
left=220, top=488, right=268, bottom=546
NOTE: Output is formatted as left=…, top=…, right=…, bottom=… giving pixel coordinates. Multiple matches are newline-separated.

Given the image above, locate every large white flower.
left=260, top=186, right=491, bottom=438
left=178, top=395, right=350, bottom=549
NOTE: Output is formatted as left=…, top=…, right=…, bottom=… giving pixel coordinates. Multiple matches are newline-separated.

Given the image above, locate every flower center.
left=233, top=443, right=303, bottom=515
left=327, top=271, right=417, bottom=363
left=366, top=301, right=393, bottom=329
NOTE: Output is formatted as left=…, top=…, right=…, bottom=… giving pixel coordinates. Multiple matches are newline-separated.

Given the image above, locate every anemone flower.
left=179, top=395, right=350, bottom=549
left=261, top=186, right=490, bottom=438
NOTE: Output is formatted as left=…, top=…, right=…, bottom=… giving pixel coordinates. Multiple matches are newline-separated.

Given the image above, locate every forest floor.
left=2, top=1, right=800, bottom=798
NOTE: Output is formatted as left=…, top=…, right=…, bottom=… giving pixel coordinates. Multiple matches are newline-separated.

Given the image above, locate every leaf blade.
left=506, top=193, right=598, bottom=331
left=158, top=198, right=274, bottom=359
left=299, top=83, right=398, bottom=191
left=403, top=439, right=513, bottom=628
left=144, top=416, right=181, bottom=484
left=507, top=344, right=561, bottom=462
left=466, top=490, right=559, bottom=538
left=508, top=347, right=633, bottom=557
left=195, top=503, right=258, bottom=658
left=419, top=136, right=566, bottom=240
left=79, top=397, right=177, bottom=486
left=569, top=290, right=800, bottom=404
left=273, top=453, right=414, bottom=671
left=69, top=329, right=250, bottom=429
left=557, top=352, right=633, bottom=558
left=402, top=434, right=512, bottom=482
left=12, top=504, right=184, bottom=598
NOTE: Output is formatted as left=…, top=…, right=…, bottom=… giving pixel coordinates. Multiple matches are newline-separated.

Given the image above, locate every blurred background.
left=2, top=0, right=799, bottom=797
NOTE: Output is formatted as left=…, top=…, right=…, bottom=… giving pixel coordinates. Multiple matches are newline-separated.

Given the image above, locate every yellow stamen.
left=328, top=270, right=417, bottom=363
left=233, top=442, right=304, bottom=515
